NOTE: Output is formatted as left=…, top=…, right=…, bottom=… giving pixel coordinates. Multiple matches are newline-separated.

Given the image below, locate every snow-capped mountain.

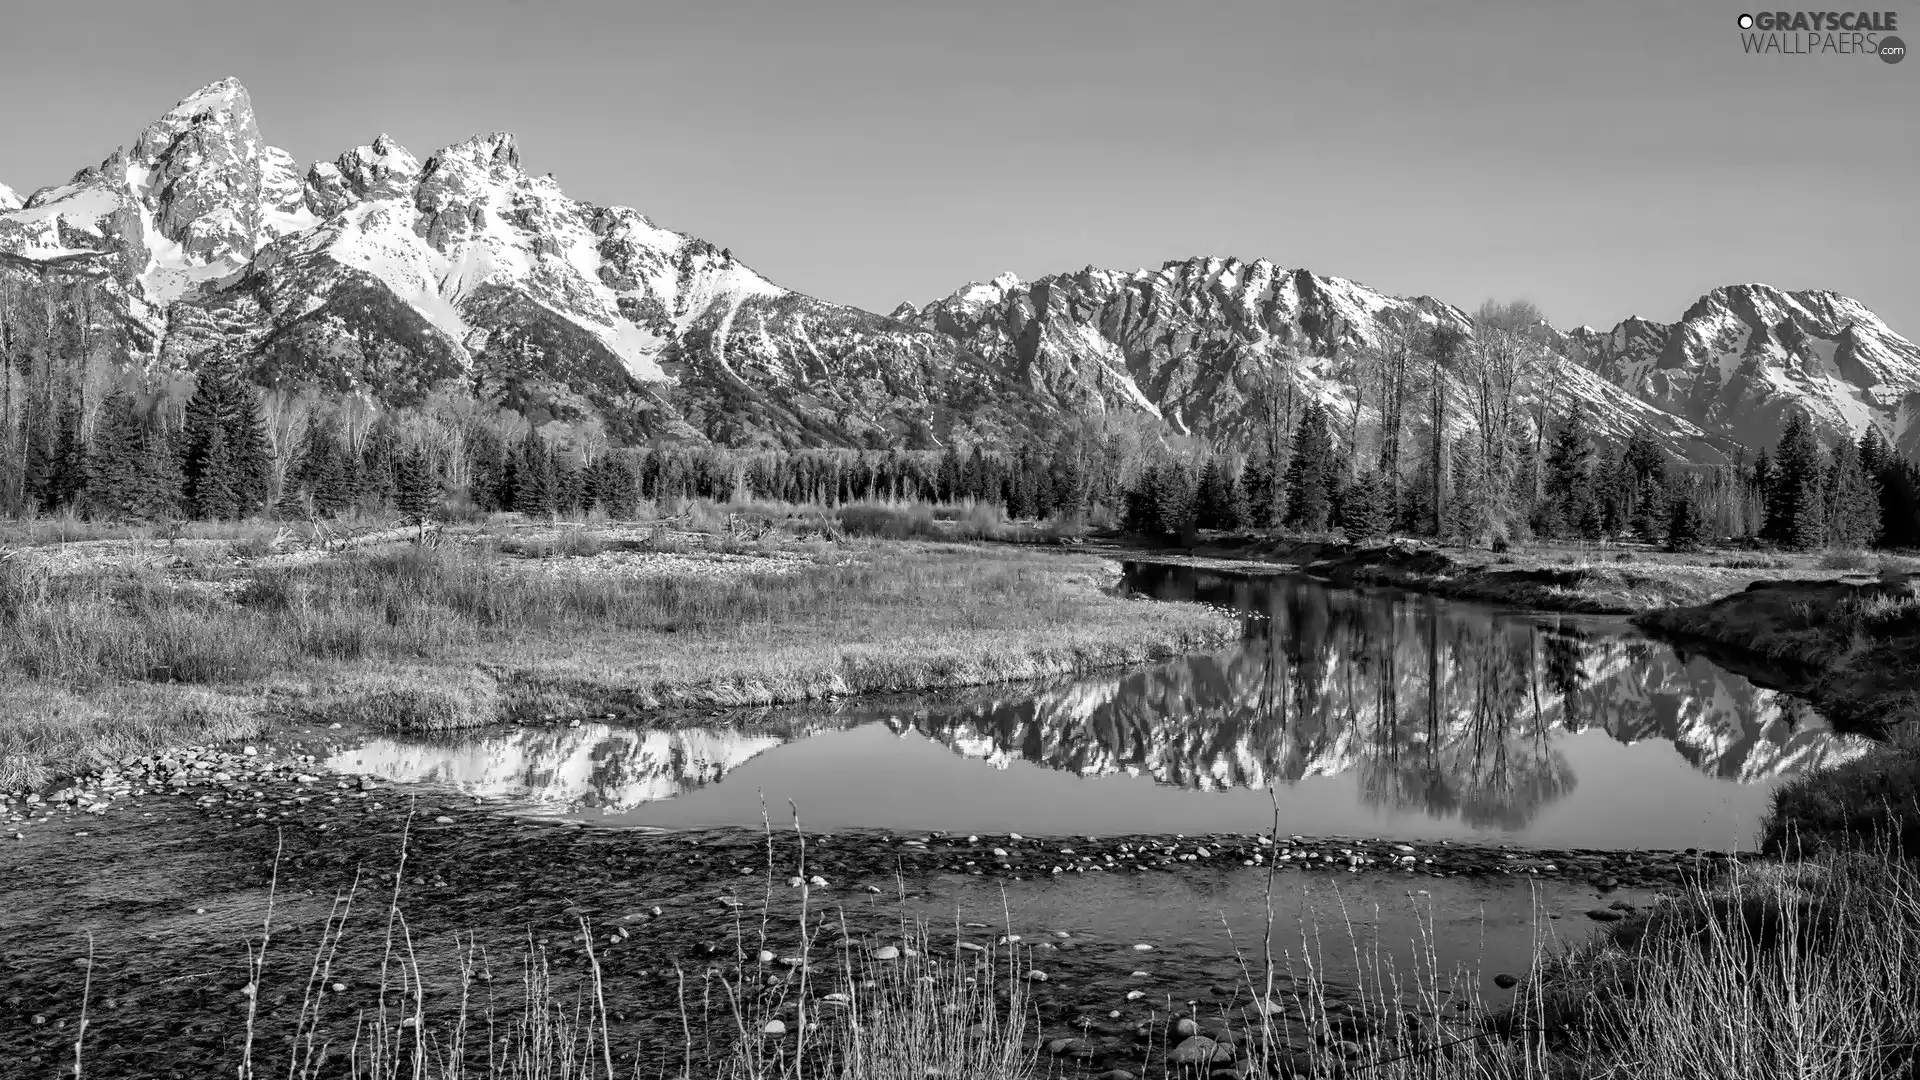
left=0, top=79, right=1040, bottom=449
left=3, top=78, right=1914, bottom=459
left=897, top=259, right=1918, bottom=460
left=1565, top=284, right=1920, bottom=457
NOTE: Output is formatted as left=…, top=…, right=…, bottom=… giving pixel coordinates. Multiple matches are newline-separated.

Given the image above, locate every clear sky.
left=1, top=0, right=1913, bottom=335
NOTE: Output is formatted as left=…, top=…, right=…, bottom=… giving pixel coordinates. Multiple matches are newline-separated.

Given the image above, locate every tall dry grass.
left=0, top=539, right=1235, bottom=786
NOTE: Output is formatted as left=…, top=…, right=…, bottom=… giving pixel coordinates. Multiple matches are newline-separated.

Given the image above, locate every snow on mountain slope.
left=1564, top=284, right=1920, bottom=456
left=0, top=182, right=20, bottom=211
left=327, top=723, right=792, bottom=812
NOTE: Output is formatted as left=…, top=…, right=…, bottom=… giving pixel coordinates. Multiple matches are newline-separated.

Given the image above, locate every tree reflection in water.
left=901, top=565, right=1864, bottom=832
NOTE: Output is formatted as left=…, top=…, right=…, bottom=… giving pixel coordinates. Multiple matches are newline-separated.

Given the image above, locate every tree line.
left=4, top=322, right=1918, bottom=552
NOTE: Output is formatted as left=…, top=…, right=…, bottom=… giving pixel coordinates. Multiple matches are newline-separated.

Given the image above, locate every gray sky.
left=1, top=0, right=1913, bottom=335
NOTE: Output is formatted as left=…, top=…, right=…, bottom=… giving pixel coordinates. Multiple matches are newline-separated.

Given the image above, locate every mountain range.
left=3, top=78, right=1916, bottom=460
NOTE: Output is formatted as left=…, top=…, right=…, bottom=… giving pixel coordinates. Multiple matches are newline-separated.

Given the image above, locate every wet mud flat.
left=2, top=760, right=1735, bottom=1079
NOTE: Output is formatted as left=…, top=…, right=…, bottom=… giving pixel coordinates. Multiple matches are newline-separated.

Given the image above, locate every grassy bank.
left=1111, top=533, right=1894, bottom=615
left=0, top=531, right=1235, bottom=789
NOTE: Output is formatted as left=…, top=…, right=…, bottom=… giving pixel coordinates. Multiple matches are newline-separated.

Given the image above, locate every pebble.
left=762, top=1019, right=786, bottom=1036
left=872, top=946, right=900, bottom=961
left=1493, top=974, right=1519, bottom=989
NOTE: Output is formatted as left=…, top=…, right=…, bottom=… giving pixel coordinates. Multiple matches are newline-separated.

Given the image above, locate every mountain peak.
left=306, top=135, right=423, bottom=214
left=168, top=77, right=251, bottom=118
left=435, top=131, right=520, bottom=171
left=0, top=182, right=19, bottom=211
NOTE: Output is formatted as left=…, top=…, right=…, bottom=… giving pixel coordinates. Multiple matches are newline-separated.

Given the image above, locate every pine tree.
left=1154, top=463, right=1196, bottom=537
left=1194, top=455, right=1245, bottom=531
left=1340, top=470, right=1390, bottom=542
left=180, top=360, right=271, bottom=519
left=1124, top=464, right=1160, bottom=534
left=1049, top=443, right=1087, bottom=520
left=1241, top=447, right=1277, bottom=529
left=1824, top=436, right=1881, bottom=549
left=937, top=445, right=963, bottom=502
left=85, top=392, right=180, bottom=521
left=359, top=426, right=400, bottom=510
left=1543, top=401, right=1589, bottom=534
left=606, top=454, right=641, bottom=518
left=1765, top=413, right=1825, bottom=550
left=1283, top=401, right=1334, bottom=531
left=189, top=425, right=240, bottom=520
left=228, top=383, right=272, bottom=513
left=1622, top=432, right=1668, bottom=543
left=394, top=448, right=440, bottom=525
left=1665, top=477, right=1705, bottom=552
left=294, top=425, right=357, bottom=517
left=514, top=434, right=556, bottom=517
left=1878, top=455, right=1920, bottom=549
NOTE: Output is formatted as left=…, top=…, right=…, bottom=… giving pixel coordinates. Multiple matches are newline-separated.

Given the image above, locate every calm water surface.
left=330, top=564, right=1871, bottom=850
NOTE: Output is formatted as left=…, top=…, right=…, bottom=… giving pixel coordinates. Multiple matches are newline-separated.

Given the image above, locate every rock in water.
left=1169, top=1036, right=1228, bottom=1064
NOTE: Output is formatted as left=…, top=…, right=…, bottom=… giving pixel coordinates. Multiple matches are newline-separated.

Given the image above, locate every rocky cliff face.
left=3, top=78, right=1915, bottom=458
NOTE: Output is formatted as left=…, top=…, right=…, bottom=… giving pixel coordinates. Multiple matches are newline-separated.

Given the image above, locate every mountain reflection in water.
left=328, top=565, right=1872, bottom=843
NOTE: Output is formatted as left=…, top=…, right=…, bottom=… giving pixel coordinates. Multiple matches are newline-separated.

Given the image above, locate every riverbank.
left=0, top=528, right=1237, bottom=790
left=1094, top=534, right=1879, bottom=616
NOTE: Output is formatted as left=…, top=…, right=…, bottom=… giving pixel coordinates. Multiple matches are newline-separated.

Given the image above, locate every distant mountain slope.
left=896, top=258, right=1754, bottom=463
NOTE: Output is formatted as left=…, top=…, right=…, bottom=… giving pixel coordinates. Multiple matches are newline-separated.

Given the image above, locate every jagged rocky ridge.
left=3, top=78, right=1917, bottom=457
